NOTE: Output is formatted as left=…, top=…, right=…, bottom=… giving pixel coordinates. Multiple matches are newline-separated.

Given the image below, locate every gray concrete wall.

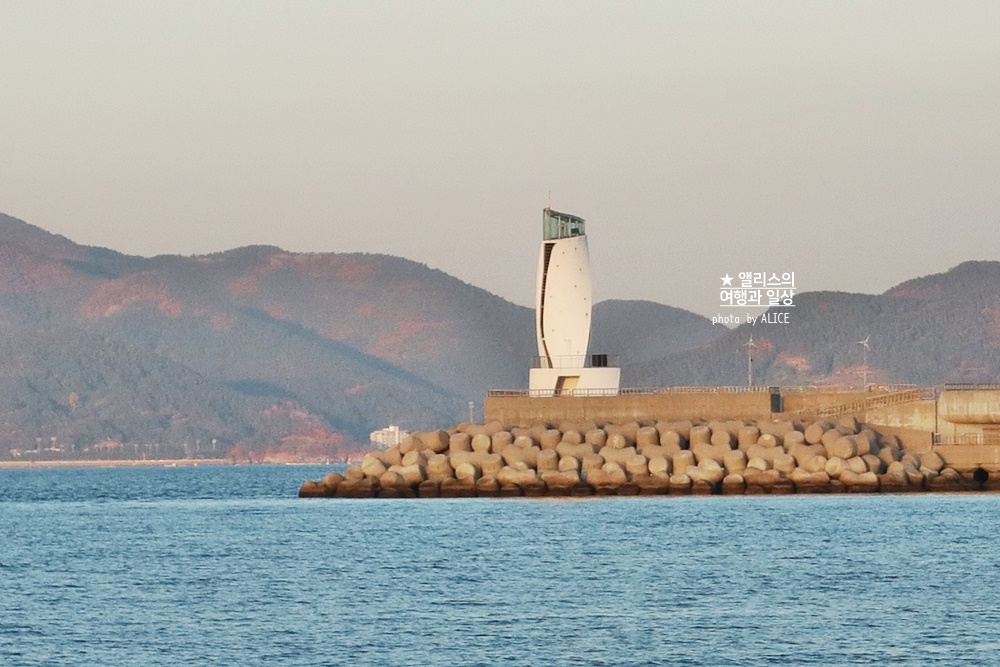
left=936, top=444, right=1000, bottom=471
left=863, top=400, right=937, bottom=434
left=486, top=388, right=918, bottom=427
left=781, top=391, right=871, bottom=413
left=939, top=390, right=1000, bottom=425
left=485, top=392, right=773, bottom=427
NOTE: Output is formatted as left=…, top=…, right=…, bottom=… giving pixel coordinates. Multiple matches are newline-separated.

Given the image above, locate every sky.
left=1, top=1, right=998, bottom=318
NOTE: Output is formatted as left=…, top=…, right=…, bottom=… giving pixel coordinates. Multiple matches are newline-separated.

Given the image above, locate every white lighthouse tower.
left=528, top=207, right=620, bottom=396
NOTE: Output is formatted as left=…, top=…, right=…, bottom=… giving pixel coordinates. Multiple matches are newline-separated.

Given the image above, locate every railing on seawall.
left=781, top=383, right=920, bottom=394
left=487, top=385, right=938, bottom=408
left=487, top=386, right=771, bottom=399
left=934, top=432, right=1000, bottom=446
left=942, top=383, right=1000, bottom=392
left=800, top=387, right=936, bottom=418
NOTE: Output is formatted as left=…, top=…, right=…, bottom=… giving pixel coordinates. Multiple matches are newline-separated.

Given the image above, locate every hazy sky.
left=2, top=1, right=998, bottom=317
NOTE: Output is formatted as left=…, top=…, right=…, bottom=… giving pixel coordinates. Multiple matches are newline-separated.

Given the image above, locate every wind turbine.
left=857, top=336, right=870, bottom=388
left=745, top=335, right=757, bottom=387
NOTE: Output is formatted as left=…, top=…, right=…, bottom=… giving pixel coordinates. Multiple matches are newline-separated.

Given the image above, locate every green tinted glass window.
left=542, top=208, right=586, bottom=240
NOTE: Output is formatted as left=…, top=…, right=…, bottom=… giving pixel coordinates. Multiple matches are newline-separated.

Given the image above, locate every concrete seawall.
left=484, top=391, right=773, bottom=425
left=484, top=386, right=1000, bottom=473
left=484, top=388, right=921, bottom=428
left=302, top=386, right=1000, bottom=498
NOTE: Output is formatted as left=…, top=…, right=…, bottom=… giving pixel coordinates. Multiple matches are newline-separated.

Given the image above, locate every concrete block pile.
left=300, top=416, right=977, bottom=498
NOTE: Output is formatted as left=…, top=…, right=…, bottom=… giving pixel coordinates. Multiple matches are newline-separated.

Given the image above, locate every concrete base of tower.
left=528, top=367, right=621, bottom=397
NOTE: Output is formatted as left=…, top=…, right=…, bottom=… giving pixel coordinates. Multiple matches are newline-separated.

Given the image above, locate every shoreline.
left=1, top=458, right=350, bottom=470
left=0, top=458, right=236, bottom=469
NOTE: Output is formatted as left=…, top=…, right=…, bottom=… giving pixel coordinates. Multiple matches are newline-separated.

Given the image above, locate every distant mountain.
left=0, top=212, right=718, bottom=456
left=7, top=210, right=995, bottom=458
left=591, top=299, right=725, bottom=376
left=628, top=261, right=1000, bottom=387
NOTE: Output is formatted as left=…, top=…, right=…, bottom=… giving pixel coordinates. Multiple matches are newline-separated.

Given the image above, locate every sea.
left=2, top=465, right=999, bottom=667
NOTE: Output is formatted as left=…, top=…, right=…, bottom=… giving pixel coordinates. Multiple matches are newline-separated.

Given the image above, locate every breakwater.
left=300, top=416, right=991, bottom=498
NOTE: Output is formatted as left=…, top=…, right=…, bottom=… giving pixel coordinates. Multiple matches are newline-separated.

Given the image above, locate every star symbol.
left=721, top=273, right=733, bottom=286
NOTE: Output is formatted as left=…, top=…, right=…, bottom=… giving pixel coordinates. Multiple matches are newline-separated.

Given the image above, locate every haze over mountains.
left=2, top=212, right=998, bottom=457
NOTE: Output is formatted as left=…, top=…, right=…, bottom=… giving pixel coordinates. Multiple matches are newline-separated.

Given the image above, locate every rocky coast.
left=300, top=416, right=990, bottom=498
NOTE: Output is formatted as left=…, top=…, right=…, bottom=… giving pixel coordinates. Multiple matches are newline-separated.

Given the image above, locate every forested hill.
left=627, top=261, right=1000, bottom=388
left=0, top=213, right=722, bottom=457
left=5, top=211, right=997, bottom=460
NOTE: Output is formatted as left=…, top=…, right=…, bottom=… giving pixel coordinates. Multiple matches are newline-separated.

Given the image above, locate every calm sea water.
left=2, top=465, right=999, bottom=666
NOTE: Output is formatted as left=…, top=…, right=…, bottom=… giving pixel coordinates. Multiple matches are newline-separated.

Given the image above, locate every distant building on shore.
left=369, top=425, right=408, bottom=449
left=528, top=207, right=620, bottom=396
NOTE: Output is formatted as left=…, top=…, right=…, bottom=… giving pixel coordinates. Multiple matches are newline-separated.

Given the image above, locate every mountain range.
left=1, top=211, right=998, bottom=458
left=630, top=262, right=1000, bottom=388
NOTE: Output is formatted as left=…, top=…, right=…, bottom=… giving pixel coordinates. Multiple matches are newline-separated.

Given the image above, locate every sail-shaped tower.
left=528, top=207, right=620, bottom=396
